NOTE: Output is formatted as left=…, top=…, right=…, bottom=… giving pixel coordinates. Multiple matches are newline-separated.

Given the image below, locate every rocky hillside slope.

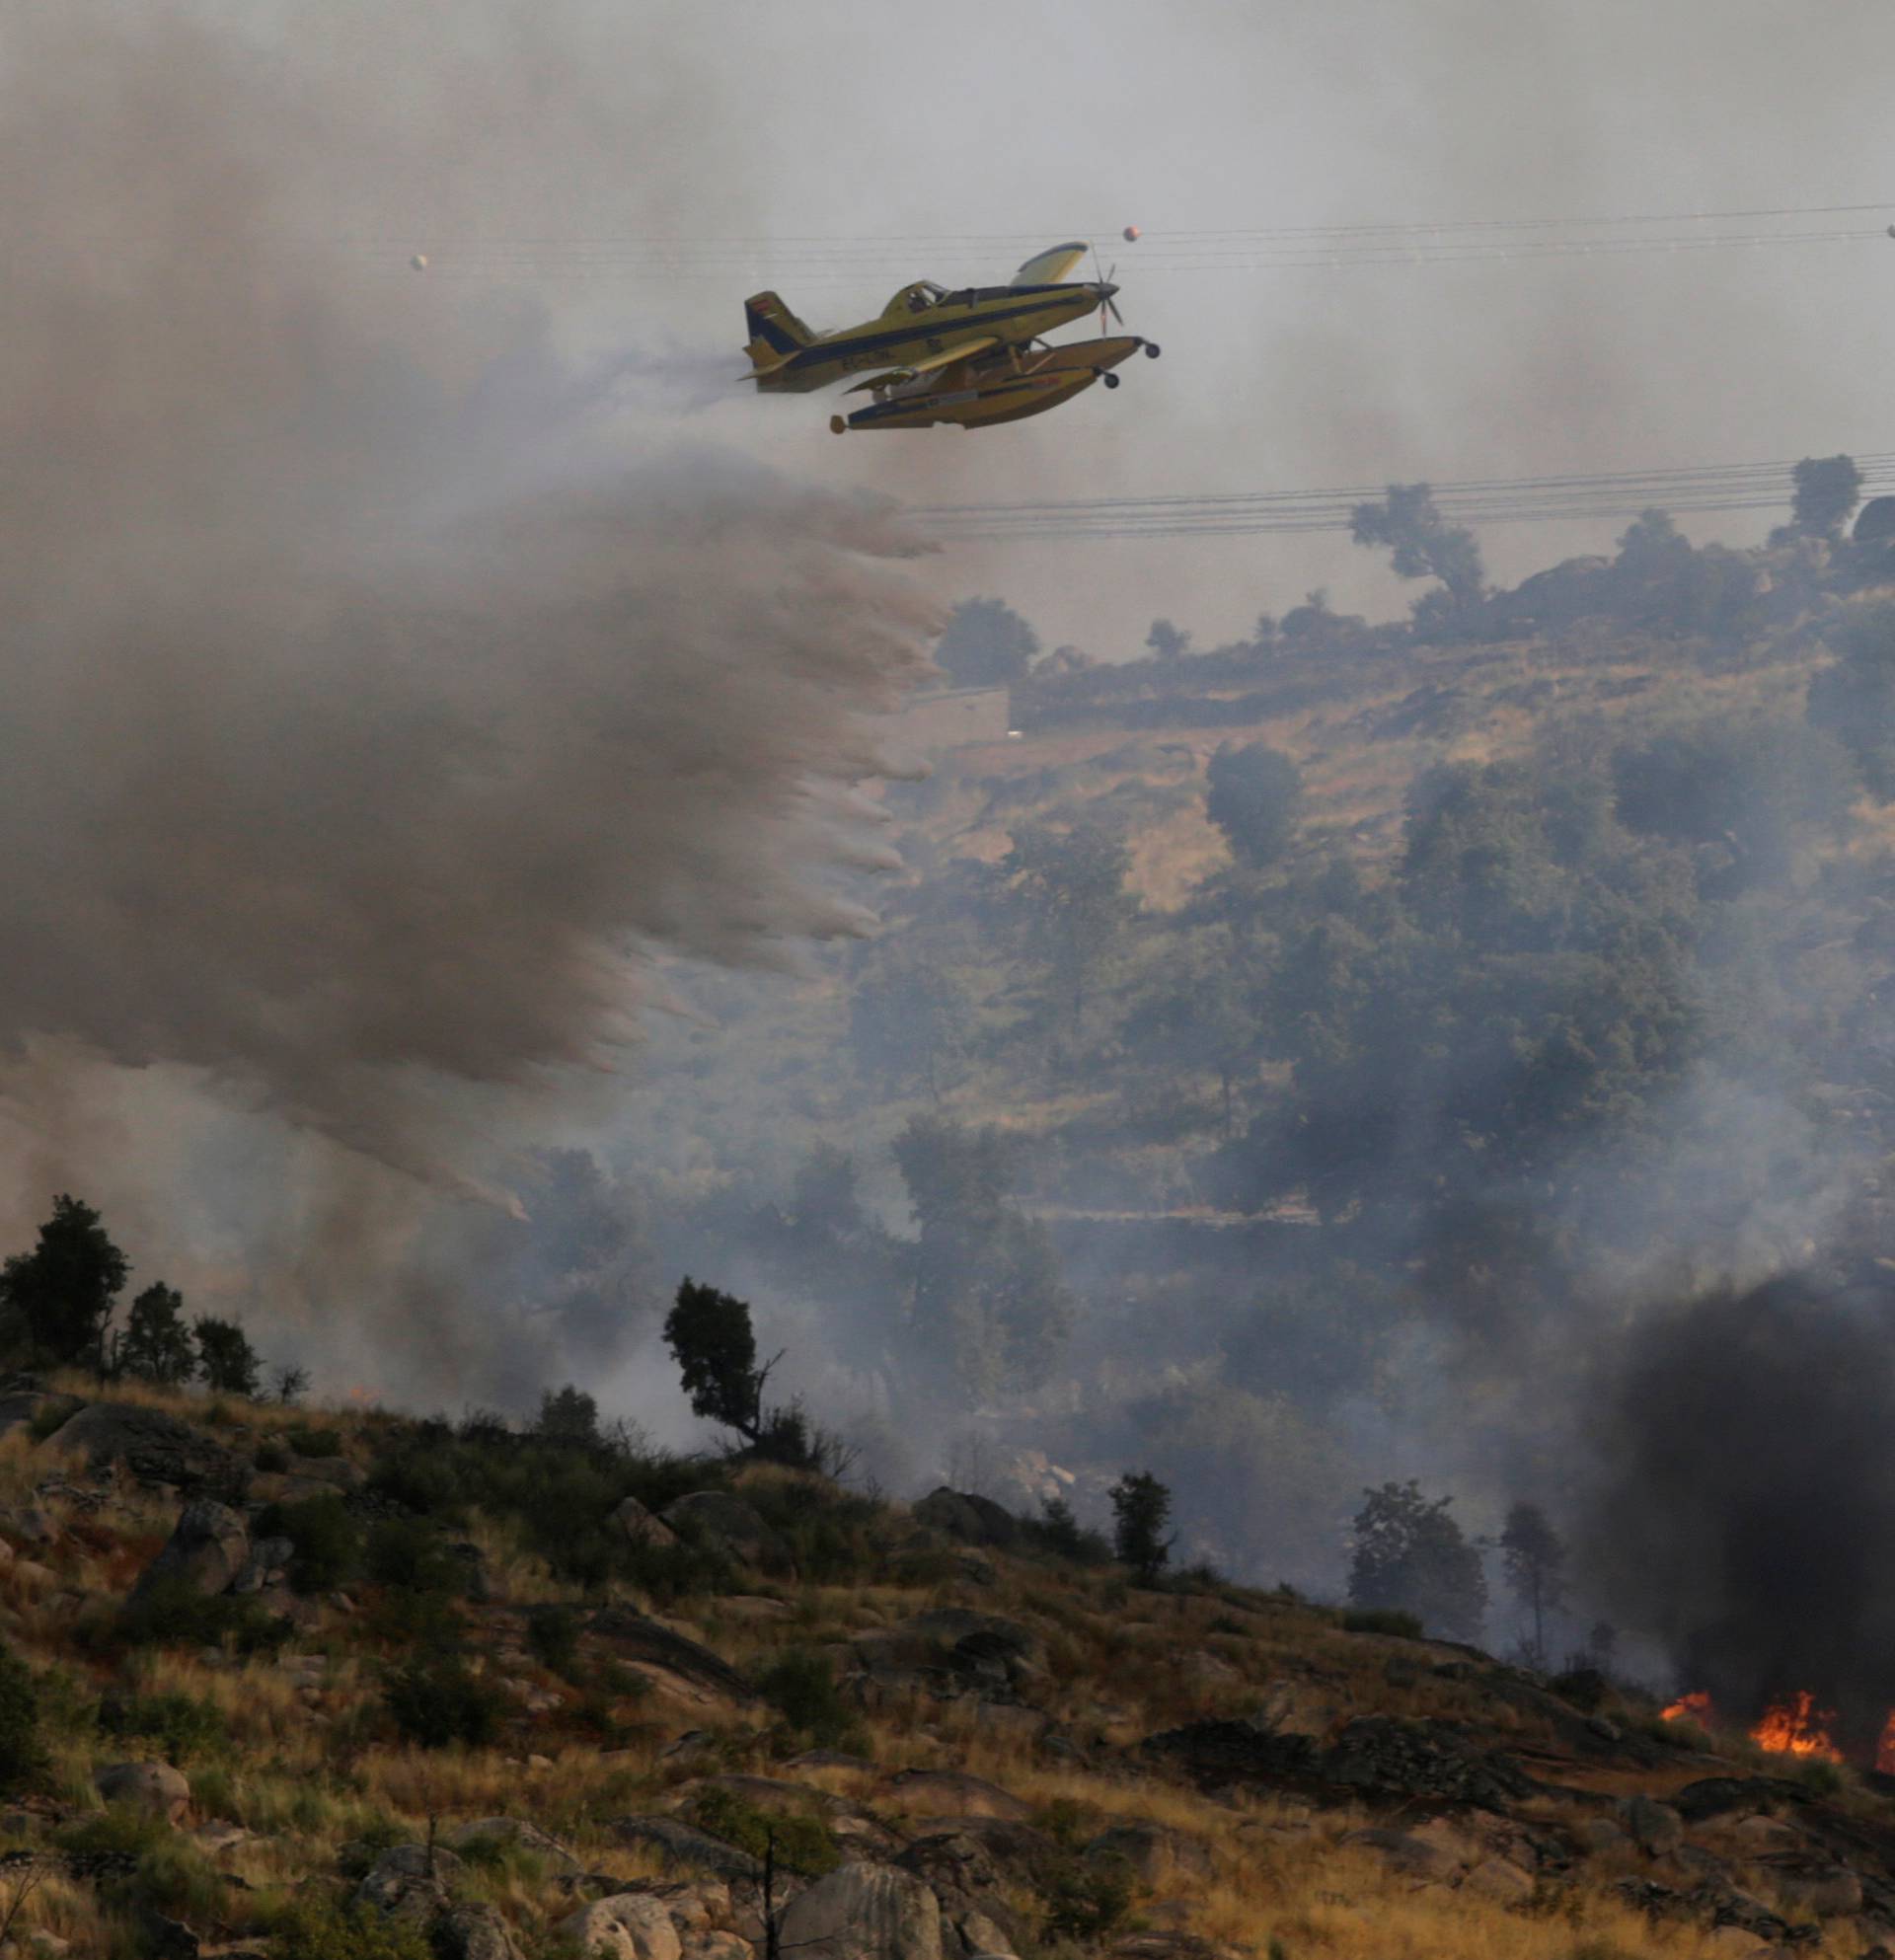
left=0, top=1379, right=1882, bottom=1959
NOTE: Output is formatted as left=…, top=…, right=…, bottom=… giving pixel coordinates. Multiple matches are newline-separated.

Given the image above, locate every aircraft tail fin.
left=743, top=291, right=813, bottom=374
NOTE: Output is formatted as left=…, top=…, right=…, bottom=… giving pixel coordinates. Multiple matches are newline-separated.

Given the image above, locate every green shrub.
left=363, top=1518, right=462, bottom=1596
left=120, top=1838, right=226, bottom=1923
left=685, top=1785, right=839, bottom=1876
left=525, top=1605, right=581, bottom=1679
left=116, top=1575, right=287, bottom=1656
left=1796, top=1756, right=1846, bottom=1797
left=255, top=1495, right=361, bottom=1596
left=268, top=1894, right=435, bottom=1960
left=56, top=1804, right=177, bottom=1857
left=0, top=1648, right=43, bottom=1790
left=289, top=1427, right=344, bottom=1459
left=382, top=1656, right=506, bottom=1749
left=1026, top=1499, right=1112, bottom=1565
left=755, top=1647, right=864, bottom=1753
left=1339, top=1607, right=1423, bottom=1639
left=97, top=1690, right=227, bottom=1762
left=254, top=1441, right=290, bottom=1474
left=1040, top=1852, right=1133, bottom=1941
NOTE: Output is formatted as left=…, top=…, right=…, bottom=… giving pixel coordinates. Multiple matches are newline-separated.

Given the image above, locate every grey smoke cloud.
left=0, top=10, right=933, bottom=1270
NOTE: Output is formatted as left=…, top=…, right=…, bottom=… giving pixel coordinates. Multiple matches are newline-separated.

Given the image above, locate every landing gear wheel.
left=829, top=415, right=846, bottom=434
left=1101, top=371, right=1120, bottom=389
left=1144, top=341, right=1161, bottom=358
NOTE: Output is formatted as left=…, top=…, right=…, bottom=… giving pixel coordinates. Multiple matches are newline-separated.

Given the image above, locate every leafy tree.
left=1109, top=1470, right=1175, bottom=1583
left=892, top=1117, right=1072, bottom=1399
left=1347, top=1480, right=1487, bottom=1641
left=0, top=1194, right=129, bottom=1366
left=935, top=597, right=1039, bottom=689
left=1146, top=619, right=1191, bottom=662
left=1004, top=816, right=1134, bottom=1031
left=1787, top=453, right=1862, bottom=541
left=664, top=1278, right=773, bottom=1444
left=1279, top=588, right=1364, bottom=644
left=192, top=1318, right=261, bottom=1396
left=1809, top=602, right=1895, bottom=797
left=849, top=938, right=974, bottom=1102
left=536, top=1385, right=600, bottom=1443
left=1206, top=742, right=1304, bottom=868
left=1497, top=1500, right=1566, bottom=1669
left=116, top=1283, right=196, bottom=1386
left=1350, top=484, right=1485, bottom=612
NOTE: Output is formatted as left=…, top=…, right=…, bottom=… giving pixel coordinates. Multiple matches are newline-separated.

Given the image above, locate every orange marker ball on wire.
left=1122, top=224, right=1142, bottom=243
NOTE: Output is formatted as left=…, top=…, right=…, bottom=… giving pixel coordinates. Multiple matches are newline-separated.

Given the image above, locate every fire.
left=1661, top=1691, right=1713, bottom=1724
left=1749, top=1691, right=1843, bottom=1762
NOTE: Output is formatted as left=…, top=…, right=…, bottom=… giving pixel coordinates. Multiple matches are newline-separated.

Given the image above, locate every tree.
left=271, top=1363, right=310, bottom=1405
left=934, top=597, right=1039, bottom=690
left=116, top=1284, right=196, bottom=1386
left=536, top=1384, right=600, bottom=1443
left=1347, top=1480, right=1487, bottom=1641
left=1350, top=484, right=1485, bottom=612
left=0, top=1195, right=129, bottom=1367
left=1809, top=602, right=1895, bottom=797
left=192, top=1317, right=261, bottom=1396
left=1787, top=454, right=1862, bottom=542
left=892, top=1117, right=1072, bottom=1400
left=1497, top=1500, right=1566, bottom=1669
left=1206, top=742, right=1304, bottom=868
left=1004, top=816, right=1134, bottom=1031
left=664, top=1278, right=773, bottom=1444
left=1109, top=1470, right=1175, bottom=1584
left=1146, top=619, right=1191, bottom=662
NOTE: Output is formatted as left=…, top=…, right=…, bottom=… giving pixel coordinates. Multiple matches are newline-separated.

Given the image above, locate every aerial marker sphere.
left=410, top=253, right=429, bottom=271
left=1887, top=225, right=1895, bottom=240
left=1122, top=224, right=1142, bottom=243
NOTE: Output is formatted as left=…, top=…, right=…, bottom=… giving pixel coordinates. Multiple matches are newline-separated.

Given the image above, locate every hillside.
left=0, top=1374, right=1885, bottom=1959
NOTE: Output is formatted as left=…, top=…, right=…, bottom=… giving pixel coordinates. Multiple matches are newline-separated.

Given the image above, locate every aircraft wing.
left=845, top=336, right=1000, bottom=393
left=1010, top=241, right=1088, bottom=286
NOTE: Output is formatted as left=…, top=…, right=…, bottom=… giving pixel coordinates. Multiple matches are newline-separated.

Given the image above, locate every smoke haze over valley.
left=15, top=0, right=1895, bottom=1732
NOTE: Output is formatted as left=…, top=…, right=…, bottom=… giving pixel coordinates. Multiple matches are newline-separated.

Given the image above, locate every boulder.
left=51, top=1404, right=237, bottom=1493
left=354, top=1844, right=465, bottom=1921
left=1751, top=1856, right=1861, bottom=1917
left=558, top=1893, right=683, bottom=1960
left=1340, top=1827, right=1464, bottom=1883
left=1617, top=1795, right=1685, bottom=1856
left=1319, top=1716, right=1535, bottom=1812
left=912, top=1489, right=1019, bottom=1550
left=778, top=1862, right=943, bottom=1960
left=616, top=1495, right=680, bottom=1550
left=436, top=1903, right=525, bottom=1960
left=0, top=1392, right=81, bottom=1445
left=879, top=1771, right=1028, bottom=1822
left=94, top=1762, right=190, bottom=1824
left=1083, top=1823, right=1212, bottom=1884
left=660, top=1493, right=795, bottom=1575
left=613, top=1816, right=766, bottom=1883
left=591, top=1610, right=754, bottom=1707
left=128, top=1501, right=250, bottom=1604
left=228, top=1536, right=293, bottom=1597
left=445, top=1817, right=578, bottom=1866
left=1463, top=1857, right=1536, bottom=1904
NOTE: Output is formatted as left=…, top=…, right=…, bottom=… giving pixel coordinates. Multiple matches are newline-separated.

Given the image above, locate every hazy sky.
left=552, top=0, right=1895, bottom=654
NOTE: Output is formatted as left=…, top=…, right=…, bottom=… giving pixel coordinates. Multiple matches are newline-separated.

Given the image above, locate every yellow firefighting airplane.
left=741, top=242, right=1160, bottom=432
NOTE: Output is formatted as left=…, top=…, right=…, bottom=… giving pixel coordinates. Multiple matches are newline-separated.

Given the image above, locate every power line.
left=913, top=454, right=1895, bottom=542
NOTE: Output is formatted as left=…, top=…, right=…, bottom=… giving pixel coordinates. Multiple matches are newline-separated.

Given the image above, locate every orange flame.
left=1661, top=1691, right=1714, bottom=1724
left=1749, top=1691, right=1843, bottom=1762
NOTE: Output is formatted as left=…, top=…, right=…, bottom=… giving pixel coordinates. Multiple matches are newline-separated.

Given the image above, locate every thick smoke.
left=1584, top=1273, right=1895, bottom=1751
left=0, top=8, right=934, bottom=1383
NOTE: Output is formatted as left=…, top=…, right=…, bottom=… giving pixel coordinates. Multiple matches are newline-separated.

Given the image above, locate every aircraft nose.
left=1097, top=281, right=1119, bottom=301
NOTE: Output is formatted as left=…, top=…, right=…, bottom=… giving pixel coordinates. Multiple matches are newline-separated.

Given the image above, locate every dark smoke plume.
left=1586, top=1272, right=1895, bottom=1753
left=0, top=7, right=934, bottom=1383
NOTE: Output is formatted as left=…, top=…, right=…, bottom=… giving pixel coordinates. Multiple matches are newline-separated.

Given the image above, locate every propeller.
left=1091, top=242, right=1124, bottom=330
